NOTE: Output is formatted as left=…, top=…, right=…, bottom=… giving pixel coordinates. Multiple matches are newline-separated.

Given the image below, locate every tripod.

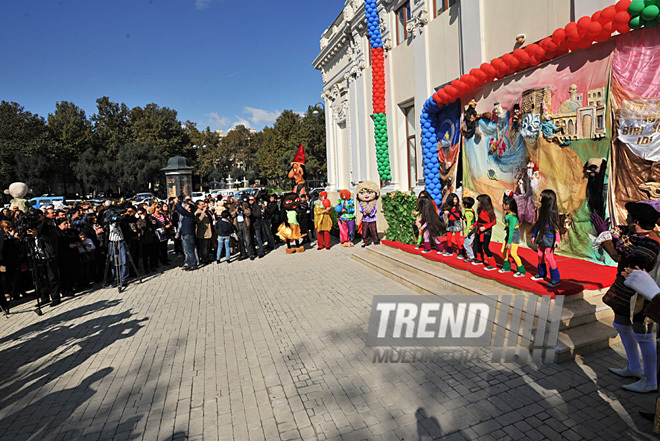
left=103, top=224, right=141, bottom=293
left=22, top=236, right=48, bottom=316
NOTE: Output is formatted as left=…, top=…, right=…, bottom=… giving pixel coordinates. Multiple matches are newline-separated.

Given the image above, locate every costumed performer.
left=314, top=191, right=333, bottom=250
left=288, top=143, right=309, bottom=197
left=335, top=190, right=355, bottom=247
left=356, top=181, right=381, bottom=247
left=277, top=193, right=305, bottom=254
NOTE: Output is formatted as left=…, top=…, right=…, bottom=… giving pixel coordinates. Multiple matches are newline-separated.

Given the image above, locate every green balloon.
left=647, top=15, right=660, bottom=26
left=630, top=0, right=646, bottom=15
left=645, top=0, right=657, bottom=6
left=630, top=15, right=643, bottom=28
left=642, top=4, right=659, bottom=20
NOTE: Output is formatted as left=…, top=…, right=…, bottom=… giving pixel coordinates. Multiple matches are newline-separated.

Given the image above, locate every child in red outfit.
left=442, top=193, right=462, bottom=257
left=472, top=194, right=497, bottom=271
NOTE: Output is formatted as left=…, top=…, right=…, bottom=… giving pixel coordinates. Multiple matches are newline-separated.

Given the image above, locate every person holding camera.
left=232, top=198, right=253, bottom=261
left=174, top=200, right=198, bottom=271
left=24, top=210, right=62, bottom=306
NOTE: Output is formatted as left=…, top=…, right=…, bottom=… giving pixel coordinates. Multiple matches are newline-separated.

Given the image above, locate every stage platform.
left=352, top=240, right=620, bottom=362
left=381, top=239, right=617, bottom=298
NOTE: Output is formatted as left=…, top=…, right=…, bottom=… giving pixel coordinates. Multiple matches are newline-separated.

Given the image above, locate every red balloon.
left=552, top=28, right=567, bottom=44
left=614, top=21, right=631, bottom=33
left=322, top=199, right=331, bottom=208
left=600, top=5, right=617, bottom=23
left=470, top=68, right=487, bottom=84
left=444, top=85, right=459, bottom=99
left=565, top=22, right=578, bottom=34
left=568, top=28, right=582, bottom=41
left=513, top=48, right=530, bottom=64
left=595, top=30, right=611, bottom=42
left=454, top=79, right=468, bottom=94
left=615, top=0, right=632, bottom=13
left=587, top=21, right=603, bottom=36
left=533, top=45, right=546, bottom=58
left=614, top=10, right=631, bottom=24
left=466, top=75, right=480, bottom=89
left=437, top=89, right=450, bottom=102
left=577, top=16, right=592, bottom=34
left=490, top=58, right=505, bottom=77
left=480, top=62, right=496, bottom=80
left=432, top=94, right=444, bottom=106
left=529, top=56, right=540, bottom=67
left=592, top=11, right=602, bottom=24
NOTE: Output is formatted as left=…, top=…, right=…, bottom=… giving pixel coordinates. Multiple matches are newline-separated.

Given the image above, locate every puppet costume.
left=314, top=192, right=333, bottom=250
left=4, top=182, right=32, bottom=212
left=277, top=193, right=305, bottom=254
left=288, top=143, right=309, bottom=197
left=356, top=181, right=381, bottom=247
left=335, top=190, right=356, bottom=247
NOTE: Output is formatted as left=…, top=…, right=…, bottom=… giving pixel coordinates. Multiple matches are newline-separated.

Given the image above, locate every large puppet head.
left=4, top=182, right=30, bottom=199
left=339, top=190, right=352, bottom=201
left=282, top=192, right=300, bottom=211
left=356, top=181, right=380, bottom=203
left=288, top=143, right=307, bottom=187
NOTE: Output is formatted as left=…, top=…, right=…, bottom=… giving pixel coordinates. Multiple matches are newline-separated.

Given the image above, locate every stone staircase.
left=352, top=245, right=618, bottom=363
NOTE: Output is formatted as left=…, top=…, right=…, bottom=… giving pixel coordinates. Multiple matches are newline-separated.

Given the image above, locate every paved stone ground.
left=0, top=239, right=658, bottom=441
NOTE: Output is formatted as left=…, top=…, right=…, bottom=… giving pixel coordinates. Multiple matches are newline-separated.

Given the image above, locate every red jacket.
left=476, top=210, right=496, bottom=231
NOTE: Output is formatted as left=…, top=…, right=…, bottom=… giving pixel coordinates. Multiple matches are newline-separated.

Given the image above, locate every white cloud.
left=200, top=107, right=284, bottom=132
left=203, top=112, right=231, bottom=131
left=244, top=107, right=281, bottom=125
left=195, top=0, right=211, bottom=10
left=230, top=116, right=252, bottom=130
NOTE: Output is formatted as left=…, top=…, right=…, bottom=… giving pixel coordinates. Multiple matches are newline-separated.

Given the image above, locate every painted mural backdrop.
left=609, top=27, right=660, bottom=226
left=461, top=41, right=615, bottom=263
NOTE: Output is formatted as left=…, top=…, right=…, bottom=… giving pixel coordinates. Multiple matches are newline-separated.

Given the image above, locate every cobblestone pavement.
left=0, top=240, right=657, bottom=441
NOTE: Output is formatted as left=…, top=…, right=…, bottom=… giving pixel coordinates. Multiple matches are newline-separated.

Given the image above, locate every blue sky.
left=0, top=0, right=343, bottom=132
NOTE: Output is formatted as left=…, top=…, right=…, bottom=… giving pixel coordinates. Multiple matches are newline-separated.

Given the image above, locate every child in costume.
left=314, top=191, right=333, bottom=250
left=357, top=181, right=381, bottom=247
left=499, top=193, right=526, bottom=277
left=442, top=193, right=462, bottom=257
left=462, top=195, right=476, bottom=262
left=592, top=201, right=660, bottom=393
left=277, top=193, right=305, bottom=254
left=418, top=197, right=445, bottom=254
left=531, top=189, right=561, bottom=286
left=413, top=191, right=439, bottom=248
left=472, top=194, right=497, bottom=271
left=335, top=190, right=356, bottom=247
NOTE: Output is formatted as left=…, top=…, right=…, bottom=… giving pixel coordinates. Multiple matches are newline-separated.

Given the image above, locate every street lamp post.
left=312, top=102, right=325, bottom=118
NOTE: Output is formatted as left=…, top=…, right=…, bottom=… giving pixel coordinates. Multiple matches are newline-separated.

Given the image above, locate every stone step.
left=353, top=245, right=619, bottom=363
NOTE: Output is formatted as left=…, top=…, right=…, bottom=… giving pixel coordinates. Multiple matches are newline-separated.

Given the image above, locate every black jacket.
left=216, top=218, right=234, bottom=236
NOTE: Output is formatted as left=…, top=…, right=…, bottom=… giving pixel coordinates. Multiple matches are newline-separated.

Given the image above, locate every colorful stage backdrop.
left=424, top=27, right=660, bottom=265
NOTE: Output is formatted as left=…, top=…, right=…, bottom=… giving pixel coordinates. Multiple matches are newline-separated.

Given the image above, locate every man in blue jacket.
left=174, top=201, right=198, bottom=271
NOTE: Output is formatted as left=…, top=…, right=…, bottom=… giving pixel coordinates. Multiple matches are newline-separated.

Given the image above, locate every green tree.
left=299, top=106, right=327, bottom=184
left=73, top=147, right=113, bottom=196
left=91, top=97, right=130, bottom=158
left=115, top=142, right=166, bottom=195
left=48, top=101, right=93, bottom=194
left=0, top=101, right=56, bottom=195
left=129, top=103, right=189, bottom=158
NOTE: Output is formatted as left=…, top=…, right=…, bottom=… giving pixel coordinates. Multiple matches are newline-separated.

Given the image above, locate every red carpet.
left=381, top=239, right=617, bottom=298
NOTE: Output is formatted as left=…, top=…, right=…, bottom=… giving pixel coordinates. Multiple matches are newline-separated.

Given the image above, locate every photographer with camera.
left=103, top=205, right=132, bottom=286
left=231, top=196, right=253, bottom=261
left=20, top=209, right=62, bottom=307
left=174, top=200, right=198, bottom=271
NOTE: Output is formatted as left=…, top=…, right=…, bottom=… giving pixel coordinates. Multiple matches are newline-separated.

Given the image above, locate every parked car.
left=131, top=192, right=156, bottom=203
left=310, top=187, right=326, bottom=196
left=233, top=189, right=256, bottom=201
left=29, top=196, right=65, bottom=209
left=191, top=192, right=205, bottom=203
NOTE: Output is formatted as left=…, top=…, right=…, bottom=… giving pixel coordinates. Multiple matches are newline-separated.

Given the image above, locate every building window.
left=434, top=0, right=457, bottom=18
left=403, top=105, right=417, bottom=190
left=396, top=2, right=411, bottom=45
